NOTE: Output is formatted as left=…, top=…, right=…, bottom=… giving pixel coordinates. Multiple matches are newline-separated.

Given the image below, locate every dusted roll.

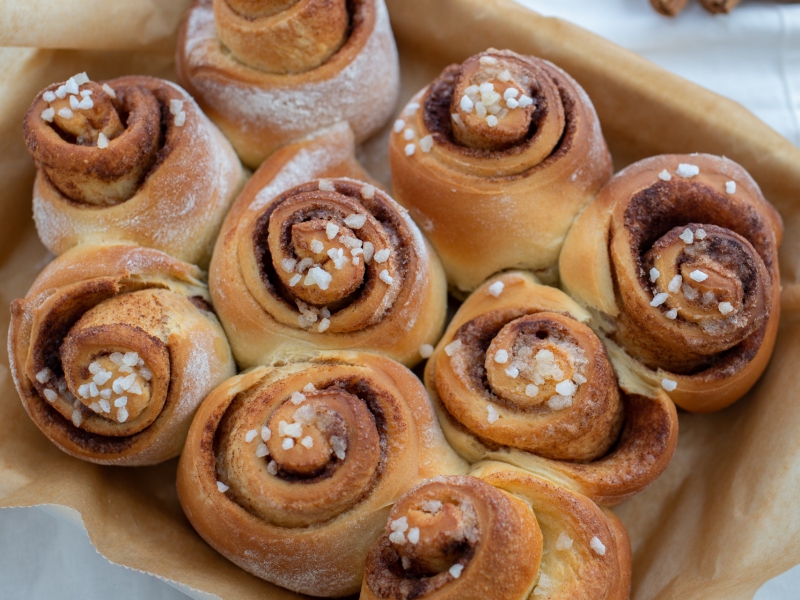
left=177, top=351, right=467, bottom=597
left=8, top=244, right=236, bottom=466
left=23, top=73, right=245, bottom=268
left=176, top=0, right=400, bottom=167
left=361, top=463, right=631, bottom=600
left=389, top=48, right=612, bottom=293
left=559, top=154, right=783, bottom=412
left=425, top=272, right=678, bottom=505
left=210, top=124, right=447, bottom=369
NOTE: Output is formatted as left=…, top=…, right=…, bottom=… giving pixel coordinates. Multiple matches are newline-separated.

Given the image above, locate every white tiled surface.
left=2, top=1, right=799, bottom=599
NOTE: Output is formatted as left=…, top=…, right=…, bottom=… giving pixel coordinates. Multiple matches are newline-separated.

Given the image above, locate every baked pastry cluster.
left=9, top=4, right=784, bottom=598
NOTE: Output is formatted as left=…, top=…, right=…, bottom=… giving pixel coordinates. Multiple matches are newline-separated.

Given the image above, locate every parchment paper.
left=1, top=1, right=799, bottom=599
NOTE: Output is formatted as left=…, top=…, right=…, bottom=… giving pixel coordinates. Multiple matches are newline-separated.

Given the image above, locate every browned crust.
left=176, top=351, right=466, bottom=597
left=208, top=124, right=447, bottom=369
left=8, top=244, right=235, bottom=465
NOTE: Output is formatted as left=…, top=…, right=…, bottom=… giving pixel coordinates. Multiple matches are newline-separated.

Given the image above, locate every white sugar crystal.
left=494, top=349, right=509, bottom=364
left=668, top=275, right=683, bottom=293
left=282, top=438, right=295, bottom=450
left=113, top=397, right=127, bottom=408
left=407, top=527, right=420, bottom=544
left=318, top=318, right=331, bottom=333
left=556, top=533, right=573, bottom=551
left=486, top=115, right=499, bottom=127
left=101, top=83, right=116, bottom=98
left=281, top=258, right=297, bottom=272
left=505, top=366, right=519, bottom=378
left=300, top=436, right=314, bottom=449
left=473, top=101, right=486, bottom=118
left=658, top=169, right=672, bottom=181
left=261, top=426, right=271, bottom=442
left=360, top=184, right=376, bottom=200
left=405, top=102, right=420, bottom=113
left=89, top=382, right=99, bottom=397
left=525, top=384, right=539, bottom=397
left=547, top=394, right=573, bottom=410
left=64, top=77, right=79, bottom=94
left=506, top=97, right=519, bottom=109
left=174, top=111, right=186, bottom=127
left=422, top=500, right=442, bottom=514
left=284, top=422, right=303, bottom=438
left=404, top=143, right=416, bottom=156
left=36, top=368, right=52, bottom=384
left=55, top=85, right=67, bottom=99
left=72, top=72, right=89, bottom=85
left=344, top=213, right=367, bottom=229
left=89, top=402, right=101, bottom=413
left=97, top=132, right=109, bottom=148
left=444, top=339, right=462, bottom=356
left=650, top=292, right=669, bottom=307
left=661, top=378, right=677, bottom=391
left=330, top=435, right=347, bottom=460
left=389, top=531, right=406, bottom=544
left=374, top=248, right=390, bottom=264
left=289, top=274, right=302, bottom=287
left=305, top=266, right=332, bottom=290
left=293, top=404, right=316, bottom=425
left=403, top=128, right=415, bottom=141
left=479, top=55, right=498, bottom=65
left=449, top=564, right=464, bottom=578
left=676, top=163, right=700, bottom=178
left=504, top=87, right=519, bottom=101
left=78, top=96, right=93, bottom=110
left=391, top=517, right=409, bottom=532
left=379, top=270, right=394, bottom=285
left=169, top=99, right=184, bottom=115
left=324, top=222, right=340, bottom=240
left=100, top=389, right=112, bottom=400
left=256, top=443, right=269, bottom=457
left=719, top=302, right=734, bottom=315
left=119, top=373, right=136, bottom=391
left=267, top=461, right=278, bottom=475
left=93, top=370, right=112, bottom=385
left=574, top=373, right=587, bottom=385
left=679, top=228, right=695, bottom=244
left=216, top=481, right=229, bottom=493
left=498, top=69, right=512, bottom=82
left=309, top=239, right=324, bottom=254
left=460, top=94, right=474, bottom=112
left=99, top=399, right=111, bottom=413
left=419, top=344, right=434, bottom=358
left=123, top=352, right=139, bottom=366
left=303, top=383, right=316, bottom=393
left=726, top=181, right=736, bottom=194
left=690, top=270, right=708, bottom=282
left=72, top=410, right=83, bottom=427
left=649, top=268, right=660, bottom=283
left=420, top=135, right=434, bottom=152
left=487, top=404, right=500, bottom=423
left=590, top=536, right=606, bottom=556
left=555, top=380, right=578, bottom=397
left=464, top=85, right=480, bottom=98
left=117, top=407, right=129, bottom=423
left=695, top=229, right=707, bottom=240
left=80, top=89, right=93, bottom=97
left=109, top=353, right=124, bottom=366
left=245, top=429, right=258, bottom=443
left=665, top=308, right=678, bottom=320
left=78, top=384, right=90, bottom=398
left=278, top=421, right=288, bottom=436
left=43, top=90, right=57, bottom=102
left=41, top=107, right=55, bottom=122
left=89, top=362, right=102, bottom=374
left=43, top=389, right=58, bottom=403
left=363, top=242, right=375, bottom=263
left=518, top=95, right=533, bottom=108
left=393, top=119, right=405, bottom=133
left=339, top=235, right=362, bottom=249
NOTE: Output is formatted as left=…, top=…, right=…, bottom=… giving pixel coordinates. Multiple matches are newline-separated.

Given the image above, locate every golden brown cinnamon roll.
left=177, top=351, right=467, bottom=597
left=361, top=463, right=631, bottom=600
left=176, top=0, right=400, bottom=167
left=8, top=244, right=236, bottom=466
left=23, top=73, right=245, bottom=268
left=389, top=48, right=612, bottom=293
left=425, top=271, right=678, bottom=505
left=560, top=154, right=783, bottom=412
left=210, top=124, right=447, bottom=369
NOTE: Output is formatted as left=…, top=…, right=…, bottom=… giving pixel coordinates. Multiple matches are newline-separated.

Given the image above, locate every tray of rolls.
left=2, top=0, right=800, bottom=599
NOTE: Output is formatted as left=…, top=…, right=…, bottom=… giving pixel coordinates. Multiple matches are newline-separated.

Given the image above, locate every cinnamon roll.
left=176, top=0, right=400, bottom=168
left=389, top=48, right=612, bottom=293
left=425, top=271, right=678, bottom=505
left=210, top=124, right=447, bottom=369
left=8, top=244, right=236, bottom=466
left=23, top=73, right=246, bottom=268
left=559, top=154, right=783, bottom=412
left=177, top=351, right=467, bottom=597
left=361, top=463, right=631, bottom=600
